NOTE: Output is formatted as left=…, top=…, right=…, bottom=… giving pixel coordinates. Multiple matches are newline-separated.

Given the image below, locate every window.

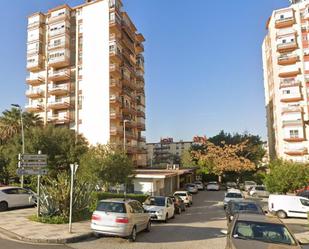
left=300, top=199, right=309, bottom=207
left=280, top=14, right=284, bottom=19
left=283, top=90, right=290, bottom=94
left=282, top=39, right=286, bottom=44
left=289, top=130, right=299, bottom=138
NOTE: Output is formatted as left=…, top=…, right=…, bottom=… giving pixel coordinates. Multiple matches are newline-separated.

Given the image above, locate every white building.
left=262, top=0, right=309, bottom=162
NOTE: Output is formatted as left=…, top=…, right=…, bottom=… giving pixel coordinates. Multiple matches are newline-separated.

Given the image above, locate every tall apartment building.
left=147, top=138, right=193, bottom=166
left=262, top=0, right=309, bottom=162
left=25, top=0, right=147, bottom=166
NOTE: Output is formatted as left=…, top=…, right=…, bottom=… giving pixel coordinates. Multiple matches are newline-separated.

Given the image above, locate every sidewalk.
left=0, top=207, right=93, bottom=244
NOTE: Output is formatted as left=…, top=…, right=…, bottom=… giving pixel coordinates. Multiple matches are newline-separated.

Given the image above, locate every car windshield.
left=226, top=193, right=242, bottom=198
left=227, top=182, right=236, bottom=186
left=231, top=203, right=261, bottom=213
left=187, top=184, right=195, bottom=187
left=232, top=221, right=296, bottom=245
left=245, top=181, right=256, bottom=185
left=144, top=197, right=165, bottom=206
left=174, top=193, right=186, bottom=197
left=96, top=202, right=126, bottom=213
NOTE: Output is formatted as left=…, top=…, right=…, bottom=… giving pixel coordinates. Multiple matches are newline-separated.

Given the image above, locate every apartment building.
left=25, top=0, right=147, bottom=166
left=147, top=138, right=193, bottom=166
left=262, top=0, right=309, bottom=162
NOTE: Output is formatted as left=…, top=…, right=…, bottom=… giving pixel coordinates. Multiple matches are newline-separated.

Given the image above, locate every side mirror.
left=220, top=229, right=228, bottom=235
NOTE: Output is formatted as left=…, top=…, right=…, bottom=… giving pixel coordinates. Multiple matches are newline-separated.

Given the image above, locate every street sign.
left=22, top=154, right=47, bottom=161
left=16, top=168, right=48, bottom=176
left=20, top=161, right=47, bottom=167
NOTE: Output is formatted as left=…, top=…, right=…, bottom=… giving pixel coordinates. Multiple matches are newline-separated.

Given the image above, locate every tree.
left=79, top=144, right=134, bottom=189
left=0, top=108, right=42, bottom=143
left=191, top=136, right=255, bottom=177
left=180, top=149, right=197, bottom=168
left=264, top=160, right=309, bottom=194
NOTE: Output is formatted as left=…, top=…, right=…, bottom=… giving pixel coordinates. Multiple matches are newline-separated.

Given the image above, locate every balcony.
left=26, top=75, right=44, bottom=86
left=110, top=95, right=121, bottom=105
left=110, top=79, right=122, bottom=89
left=138, top=135, right=146, bottom=142
left=110, top=14, right=122, bottom=34
left=49, top=27, right=70, bottom=38
left=126, top=145, right=138, bottom=154
left=280, top=92, right=302, bottom=102
left=110, top=126, right=123, bottom=136
left=278, top=65, right=300, bottom=78
left=136, top=121, right=145, bottom=131
left=27, top=55, right=43, bottom=72
left=278, top=53, right=298, bottom=65
left=282, top=119, right=303, bottom=127
left=48, top=12, right=70, bottom=24
left=47, top=99, right=70, bottom=110
left=49, top=84, right=69, bottom=96
left=281, top=106, right=303, bottom=114
left=25, top=89, right=44, bottom=98
left=136, top=42, right=144, bottom=54
left=283, top=137, right=305, bottom=142
left=27, top=21, right=42, bottom=30
left=284, top=147, right=308, bottom=156
left=136, top=33, right=145, bottom=43
left=280, top=78, right=301, bottom=88
left=137, top=110, right=145, bottom=118
left=275, top=16, right=295, bottom=29
left=122, top=106, right=137, bottom=115
left=48, top=69, right=70, bottom=81
left=110, top=111, right=122, bottom=120
left=110, top=64, right=121, bottom=78
left=109, top=43, right=122, bottom=63
left=48, top=40, right=69, bottom=50
left=48, top=115, right=70, bottom=125
left=48, top=51, right=70, bottom=68
left=277, top=41, right=297, bottom=53
left=25, top=104, right=43, bottom=112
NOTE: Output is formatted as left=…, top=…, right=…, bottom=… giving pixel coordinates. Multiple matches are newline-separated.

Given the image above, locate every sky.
left=0, top=0, right=290, bottom=143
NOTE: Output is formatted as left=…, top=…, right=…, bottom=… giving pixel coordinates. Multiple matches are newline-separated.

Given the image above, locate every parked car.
left=223, top=189, right=244, bottom=209
left=244, top=181, right=257, bottom=192
left=221, top=213, right=302, bottom=249
left=225, top=200, right=264, bottom=224
left=206, top=181, right=220, bottom=191
left=268, top=194, right=309, bottom=219
left=174, top=191, right=192, bottom=206
left=143, top=196, right=175, bottom=222
left=185, top=183, right=198, bottom=194
left=296, top=190, right=309, bottom=199
left=169, top=195, right=185, bottom=214
left=194, top=181, right=204, bottom=190
left=0, top=186, right=36, bottom=211
left=249, top=185, right=270, bottom=198
left=91, top=199, right=151, bottom=242
left=226, top=182, right=237, bottom=190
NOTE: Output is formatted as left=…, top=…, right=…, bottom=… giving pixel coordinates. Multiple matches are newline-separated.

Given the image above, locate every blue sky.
left=0, top=0, right=289, bottom=143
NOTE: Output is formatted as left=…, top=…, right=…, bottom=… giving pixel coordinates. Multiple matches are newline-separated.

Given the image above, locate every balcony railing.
left=48, top=115, right=70, bottom=125
left=281, top=92, right=302, bottom=102
left=25, top=89, right=44, bottom=98
left=284, top=147, right=308, bottom=156
left=47, top=99, right=70, bottom=109
left=49, top=84, right=69, bottom=96
left=280, top=79, right=301, bottom=88
left=277, top=41, right=297, bottom=52
left=26, top=75, right=44, bottom=85
left=278, top=53, right=298, bottom=65
left=110, top=64, right=121, bottom=78
left=110, top=79, right=122, bottom=88
left=48, top=13, right=69, bottom=23
left=48, top=69, right=70, bottom=81
left=281, top=106, right=302, bottom=113
left=25, top=104, right=43, bottom=112
left=282, top=119, right=302, bottom=127
left=278, top=65, right=300, bottom=78
left=275, top=16, right=295, bottom=28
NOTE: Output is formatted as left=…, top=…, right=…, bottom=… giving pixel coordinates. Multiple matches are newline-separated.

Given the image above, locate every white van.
left=268, top=194, right=309, bottom=219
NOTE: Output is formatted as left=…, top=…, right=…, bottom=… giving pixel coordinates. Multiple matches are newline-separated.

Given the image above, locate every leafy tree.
left=191, top=136, right=255, bottom=176
left=79, top=144, right=134, bottom=189
left=180, top=149, right=197, bottom=168
left=0, top=108, right=42, bottom=144
left=264, top=160, right=309, bottom=194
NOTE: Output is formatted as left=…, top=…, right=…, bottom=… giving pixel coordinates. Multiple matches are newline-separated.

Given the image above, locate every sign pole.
left=69, top=163, right=79, bottom=233
left=37, top=150, right=41, bottom=218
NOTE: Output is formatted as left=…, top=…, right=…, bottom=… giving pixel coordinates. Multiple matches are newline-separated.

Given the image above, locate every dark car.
left=222, top=213, right=302, bottom=249
left=296, top=190, right=309, bottom=199
left=225, top=201, right=264, bottom=224
left=169, top=195, right=185, bottom=214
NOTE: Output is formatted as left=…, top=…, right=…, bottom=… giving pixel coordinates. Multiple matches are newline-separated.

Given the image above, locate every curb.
left=0, top=227, right=93, bottom=244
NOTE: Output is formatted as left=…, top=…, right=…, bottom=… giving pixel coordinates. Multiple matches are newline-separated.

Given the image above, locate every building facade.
left=25, top=0, right=146, bottom=166
left=262, top=0, right=309, bottom=162
left=147, top=138, right=193, bottom=166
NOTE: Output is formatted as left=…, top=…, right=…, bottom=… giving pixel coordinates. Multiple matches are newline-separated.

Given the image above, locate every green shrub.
left=29, top=214, right=68, bottom=224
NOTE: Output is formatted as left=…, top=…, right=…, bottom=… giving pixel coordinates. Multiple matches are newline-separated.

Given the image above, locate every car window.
left=2, top=188, right=19, bottom=194
left=144, top=197, right=165, bottom=206
left=133, top=201, right=144, bottom=213
left=174, top=193, right=186, bottom=197
left=96, top=202, right=126, bottom=213
left=232, top=221, right=296, bottom=245
left=18, top=189, right=30, bottom=195
left=300, top=198, right=309, bottom=207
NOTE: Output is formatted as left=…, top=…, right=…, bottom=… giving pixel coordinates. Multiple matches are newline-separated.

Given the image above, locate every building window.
left=290, top=130, right=299, bottom=138
left=280, top=14, right=284, bottom=19
left=283, top=90, right=291, bottom=94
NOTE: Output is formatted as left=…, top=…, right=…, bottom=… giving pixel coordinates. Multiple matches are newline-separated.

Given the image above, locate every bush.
left=91, top=192, right=148, bottom=211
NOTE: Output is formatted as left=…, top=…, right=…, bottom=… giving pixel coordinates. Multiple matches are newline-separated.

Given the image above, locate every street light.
left=11, top=104, right=25, bottom=188
left=123, top=119, right=130, bottom=151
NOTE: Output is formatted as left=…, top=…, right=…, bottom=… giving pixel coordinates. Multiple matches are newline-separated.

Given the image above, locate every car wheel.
left=164, top=213, right=168, bottom=223
left=145, top=221, right=151, bottom=232
left=0, top=201, right=8, bottom=212
left=129, top=226, right=137, bottom=242
left=277, top=210, right=287, bottom=219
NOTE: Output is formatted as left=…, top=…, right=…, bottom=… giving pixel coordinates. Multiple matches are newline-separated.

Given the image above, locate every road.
left=0, top=190, right=308, bottom=249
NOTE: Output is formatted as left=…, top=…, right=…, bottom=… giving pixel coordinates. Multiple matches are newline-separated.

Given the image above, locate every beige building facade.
left=262, top=0, right=309, bottom=162
left=25, top=0, right=147, bottom=166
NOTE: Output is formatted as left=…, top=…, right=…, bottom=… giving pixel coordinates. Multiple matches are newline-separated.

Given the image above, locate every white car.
left=223, top=189, right=244, bottom=209
left=194, top=181, right=204, bottom=190
left=206, top=181, right=220, bottom=191
left=244, top=181, right=257, bottom=191
left=249, top=185, right=269, bottom=197
left=143, top=196, right=175, bottom=222
left=0, top=186, right=36, bottom=211
left=174, top=191, right=192, bottom=206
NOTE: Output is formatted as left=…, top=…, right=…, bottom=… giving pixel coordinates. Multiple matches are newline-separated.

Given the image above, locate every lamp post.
left=69, top=162, right=79, bottom=233
left=11, top=104, right=25, bottom=188
left=123, top=119, right=129, bottom=151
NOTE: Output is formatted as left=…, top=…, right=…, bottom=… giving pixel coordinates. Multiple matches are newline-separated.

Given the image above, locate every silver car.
left=249, top=185, right=269, bottom=198
left=91, top=199, right=151, bottom=242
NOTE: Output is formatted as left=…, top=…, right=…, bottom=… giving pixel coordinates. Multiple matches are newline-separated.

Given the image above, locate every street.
left=0, top=190, right=308, bottom=249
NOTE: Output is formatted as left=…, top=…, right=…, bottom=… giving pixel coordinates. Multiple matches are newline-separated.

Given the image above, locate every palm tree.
left=0, top=108, right=42, bottom=143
